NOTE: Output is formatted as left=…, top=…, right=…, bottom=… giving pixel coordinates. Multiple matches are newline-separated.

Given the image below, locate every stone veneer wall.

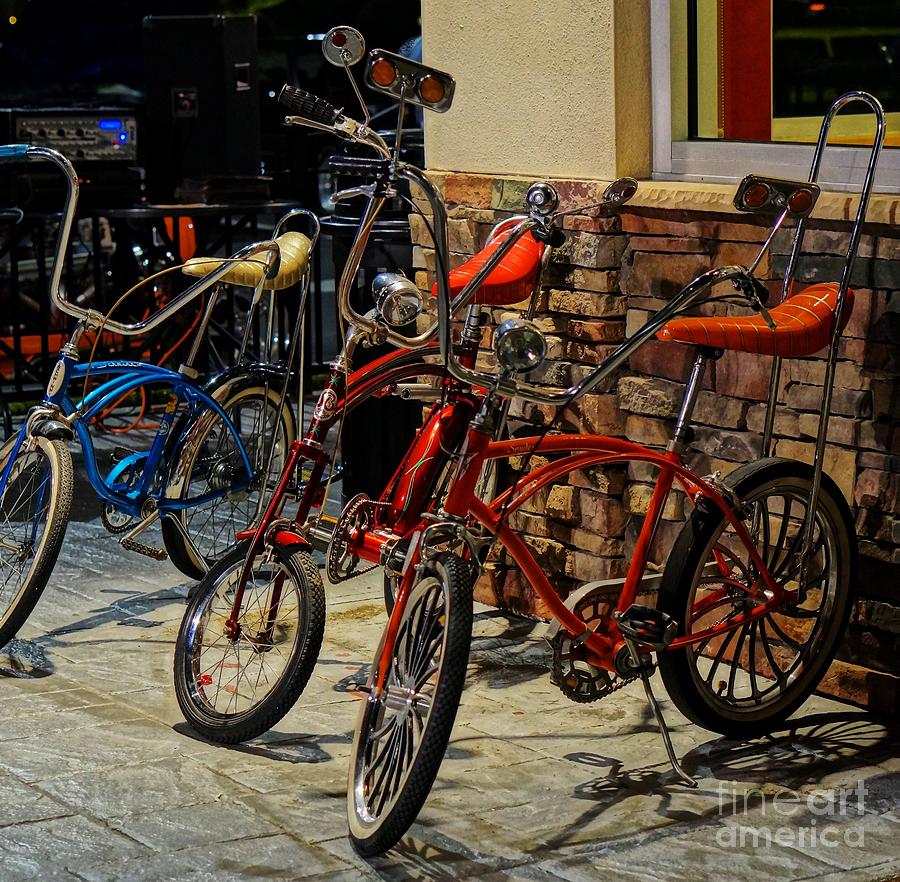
left=409, top=172, right=899, bottom=712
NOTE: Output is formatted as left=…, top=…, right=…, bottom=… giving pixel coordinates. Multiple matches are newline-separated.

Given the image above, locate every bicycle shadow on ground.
left=171, top=720, right=353, bottom=764
left=357, top=835, right=505, bottom=882
left=542, top=710, right=897, bottom=853
left=466, top=609, right=551, bottom=690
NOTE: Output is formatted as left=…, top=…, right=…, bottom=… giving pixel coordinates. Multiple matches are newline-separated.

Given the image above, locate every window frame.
left=650, top=0, right=900, bottom=193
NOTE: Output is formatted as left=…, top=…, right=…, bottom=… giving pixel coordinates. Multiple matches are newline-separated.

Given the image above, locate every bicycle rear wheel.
left=656, top=458, right=856, bottom=737
left=348, top=552, right=473, bottom=856
left=162, top=373, right=296, bottom=578
left=0, top=435, right=73, bottom=647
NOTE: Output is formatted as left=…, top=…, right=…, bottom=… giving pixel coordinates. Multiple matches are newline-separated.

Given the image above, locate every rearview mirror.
left=603, top=177, right=638, bottom=207
left=322, top=26, right=366, bottom=67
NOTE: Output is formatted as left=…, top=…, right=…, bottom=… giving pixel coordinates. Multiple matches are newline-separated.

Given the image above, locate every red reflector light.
left=788, top=188, right=814, bottom=214
left=418, top=75, right=445, bottom=104
left=743, top=183, right=771, bottom=208
left=371, top=58, right=398, bottom=87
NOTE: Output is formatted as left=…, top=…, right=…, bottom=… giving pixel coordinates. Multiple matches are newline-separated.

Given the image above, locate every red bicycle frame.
left=377, top=427, right=788, bottom=689
left=225, top=339, right=484, bottom=632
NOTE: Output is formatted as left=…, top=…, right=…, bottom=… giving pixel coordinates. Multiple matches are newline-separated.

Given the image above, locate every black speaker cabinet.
left=142, top=15, right=260, bottom=202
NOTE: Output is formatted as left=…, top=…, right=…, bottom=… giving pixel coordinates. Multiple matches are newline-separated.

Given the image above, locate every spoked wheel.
left=657, top=458, right=856, bottom=738
left=349, top=552, right=473, bottom=856
left=0, top=435, right=74, bottom=648
left=163, top=375, right=296, bottom=578
left=174, top=541, right=325, bottom=743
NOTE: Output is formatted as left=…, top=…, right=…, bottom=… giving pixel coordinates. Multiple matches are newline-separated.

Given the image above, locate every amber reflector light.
left=788, top=188, right=814, bottom=214
left=743, top=183, right=771, bottom=208
left=418, top=75, right=445, bottom=104
left=371, top=59, right=398, bottom=86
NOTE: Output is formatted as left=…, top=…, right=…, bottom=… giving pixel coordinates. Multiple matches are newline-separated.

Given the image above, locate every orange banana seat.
left=432, top=231, right=544, bottom=307
left=657, top=282, right=854, bottom=358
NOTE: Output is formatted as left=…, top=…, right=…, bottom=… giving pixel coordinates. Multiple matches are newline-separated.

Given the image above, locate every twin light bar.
left=364, top=49, right=456, bottom=113
left=734, top=174, right=821, bottom=218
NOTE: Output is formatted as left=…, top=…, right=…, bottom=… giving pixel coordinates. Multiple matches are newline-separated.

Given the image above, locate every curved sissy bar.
left=772, top=93, right=885, bottom=581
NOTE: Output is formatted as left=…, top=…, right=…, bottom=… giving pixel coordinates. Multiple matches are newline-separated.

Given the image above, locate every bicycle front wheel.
left=656, top=458, right=857, bottom=737
left=174, top=541, right=325, bottom=743
left=349, top=552, right=473, bottom=856
left=162, top=373, right=296, bottom=578
left=0, top=435, right=74, bottom=647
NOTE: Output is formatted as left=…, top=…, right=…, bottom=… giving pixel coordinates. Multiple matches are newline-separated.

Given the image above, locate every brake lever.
left=733, top=273, right=777, bottom=330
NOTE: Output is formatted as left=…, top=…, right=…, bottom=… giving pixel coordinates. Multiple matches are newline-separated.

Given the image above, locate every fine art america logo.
left=715, top=781, right=868, bottom=848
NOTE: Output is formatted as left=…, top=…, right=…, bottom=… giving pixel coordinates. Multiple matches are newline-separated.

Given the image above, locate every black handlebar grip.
left=277, top=85, right=340, bottom=127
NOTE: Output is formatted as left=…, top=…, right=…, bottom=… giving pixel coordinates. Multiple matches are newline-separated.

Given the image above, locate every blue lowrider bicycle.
left=0, top=144, right=318, bottom=647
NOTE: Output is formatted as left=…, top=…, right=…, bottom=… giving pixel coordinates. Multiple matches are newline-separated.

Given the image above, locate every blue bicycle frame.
left=0, top=352, right=255, bottom=519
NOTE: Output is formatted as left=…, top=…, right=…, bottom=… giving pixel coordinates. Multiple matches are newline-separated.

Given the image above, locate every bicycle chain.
left=326, top=494, right=386, bottom=584
left=550, top=583, right=657, bottom=704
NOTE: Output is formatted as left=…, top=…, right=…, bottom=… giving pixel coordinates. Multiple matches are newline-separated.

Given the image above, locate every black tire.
left=0, top=436, right=74, bottom=648
left=656, top=457, right=857, bottom=738
left=162, top=374, right=296, bottom=579
left=174, top=540, right=325, bottom=743
left=348, top=552, right=474, bottom=856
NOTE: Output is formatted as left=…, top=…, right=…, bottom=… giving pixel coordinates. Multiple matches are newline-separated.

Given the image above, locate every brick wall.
left=409, top=172, right=899, bottom=711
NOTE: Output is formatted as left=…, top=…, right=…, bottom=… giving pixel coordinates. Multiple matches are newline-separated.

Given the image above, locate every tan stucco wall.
left=421, top=0, right=651, bottom=180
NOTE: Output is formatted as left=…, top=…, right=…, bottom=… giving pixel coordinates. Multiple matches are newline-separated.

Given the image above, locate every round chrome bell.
left=371, top=272, right=425, bottom=327
left=525, top=182, right=559, bottom=216
left=494, top=318, right=547, bottom=373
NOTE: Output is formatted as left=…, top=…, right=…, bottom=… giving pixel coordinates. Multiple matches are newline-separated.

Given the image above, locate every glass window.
left=673, top=0, right=900, bottom=147
left=653, top=0, right=899, bottom=189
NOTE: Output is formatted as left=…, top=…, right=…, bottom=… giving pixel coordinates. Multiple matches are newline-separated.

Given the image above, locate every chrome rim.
left=186, top=551, right=303, bottom=718
left=685, top=478, right=841, bottom=714
left=353, top=573, right=448, bottom=828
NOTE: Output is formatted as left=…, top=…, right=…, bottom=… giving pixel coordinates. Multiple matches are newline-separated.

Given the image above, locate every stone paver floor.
left=1, top=521, right=897, bottom=881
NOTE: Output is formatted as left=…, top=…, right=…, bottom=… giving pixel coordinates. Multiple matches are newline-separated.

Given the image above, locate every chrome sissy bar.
left=758, top=91, right=886, bottom=585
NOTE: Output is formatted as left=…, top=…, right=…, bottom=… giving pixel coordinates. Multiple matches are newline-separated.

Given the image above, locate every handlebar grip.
left=0, top=144, right=31, bottom=164
left=277, top=85, right=340, bottom=127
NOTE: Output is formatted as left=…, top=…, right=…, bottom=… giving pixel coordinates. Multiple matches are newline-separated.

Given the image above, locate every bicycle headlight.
left=371, top=272, right=425, bottom=327
left=494, top=318, right=547, bottom=373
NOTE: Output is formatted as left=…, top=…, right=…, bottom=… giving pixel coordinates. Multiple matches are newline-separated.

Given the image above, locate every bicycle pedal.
left=120, top=537, right=168, bottom=561
left=111, top=446, right=136, bottom=463
left=615, top=604, right=677, bottom=649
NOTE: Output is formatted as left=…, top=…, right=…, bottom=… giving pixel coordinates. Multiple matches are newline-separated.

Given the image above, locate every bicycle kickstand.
left=615, top=605, right=698, bottom=788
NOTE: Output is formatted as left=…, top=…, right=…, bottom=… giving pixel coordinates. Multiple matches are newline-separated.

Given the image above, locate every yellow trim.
left=696, top=0, right=720, bottom=139
left=773, top=113, right=900, bottom=148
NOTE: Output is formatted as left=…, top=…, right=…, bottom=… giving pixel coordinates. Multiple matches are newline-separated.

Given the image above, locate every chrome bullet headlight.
left=371, top=272, right=425, bottom=327
left=494, top=318, right=547, bottom=373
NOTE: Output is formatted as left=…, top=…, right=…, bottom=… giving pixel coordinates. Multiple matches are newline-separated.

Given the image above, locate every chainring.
left=101, top=505, right=133, bottom=535
left=550, top=586, right=635, bottom=704
left=326, top=493, right=379, bottom=584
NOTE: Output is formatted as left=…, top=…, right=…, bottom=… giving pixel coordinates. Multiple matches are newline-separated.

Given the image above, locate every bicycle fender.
left=202, top=362, right=288, bottom=398
left=271, top=527, right=312, bottom=553
left=31, top=419, right=75, bottom=442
